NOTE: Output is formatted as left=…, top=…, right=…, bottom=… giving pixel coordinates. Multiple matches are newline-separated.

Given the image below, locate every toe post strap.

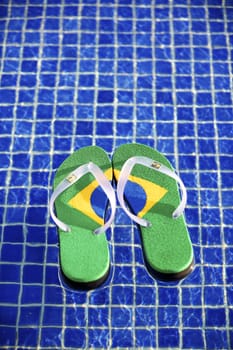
left=50, top=162, right=116, bottom=234
left=117, top=156, right=187, bottom=226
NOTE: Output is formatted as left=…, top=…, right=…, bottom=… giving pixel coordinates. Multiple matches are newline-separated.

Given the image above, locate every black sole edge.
left=59, top=265, right=111, bottom=291
left=145, top=258, right=195, bottom=282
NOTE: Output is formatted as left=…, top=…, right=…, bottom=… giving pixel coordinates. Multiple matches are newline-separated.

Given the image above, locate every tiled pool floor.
left=0, top=0, right=233, bottom=349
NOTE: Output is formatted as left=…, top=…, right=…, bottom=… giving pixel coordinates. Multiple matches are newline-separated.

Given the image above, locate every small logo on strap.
left=66, top=174, right=77, bottom=183
left=151, top=161, right=161, bottom=169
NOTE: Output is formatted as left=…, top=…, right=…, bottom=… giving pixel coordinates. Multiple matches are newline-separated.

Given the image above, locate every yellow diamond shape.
left=114, top=169, right=168, bottom=218
left=68, top=168, right=112, bottom=225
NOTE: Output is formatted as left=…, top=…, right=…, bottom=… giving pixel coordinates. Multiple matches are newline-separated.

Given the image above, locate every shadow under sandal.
left=50, top=146, right=116, bottom=289
left=113, top=143, right=194, bottom=281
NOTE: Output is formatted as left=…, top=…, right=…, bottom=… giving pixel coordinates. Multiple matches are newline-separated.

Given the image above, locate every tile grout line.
left=69, top=1, right=82, bottom=154
left=188, top=0, right=205, bottom=348
left=10, top=1, right=33, bottom=347
left=92, top=0, right=101, bottom=147
left=55, top=1, right=68, bottom=349
left=169, top=2, right=183, bottom=349
left=107, top=2, right=120, bottom=348
left=131, top=1, right=138, bottom=348
left=218, top=1, right=232, bottom=347
left=206, top=1, right=229, bottom=346
left=0, top=0, right=14, bottom=263
left=151, top=2, right=159, bottom=348
left=85, top=0, right=101, bottom=347
left=35, top=1, right=53, bottom=347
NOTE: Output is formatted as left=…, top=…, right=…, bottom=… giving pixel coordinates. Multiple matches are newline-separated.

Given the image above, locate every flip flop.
left=112, top=143, right=194, bottom=281
left=49, top=146, right=116, bottom=289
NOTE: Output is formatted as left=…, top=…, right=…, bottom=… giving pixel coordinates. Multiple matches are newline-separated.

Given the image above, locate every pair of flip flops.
left=50, top=143, right=194, bottom=289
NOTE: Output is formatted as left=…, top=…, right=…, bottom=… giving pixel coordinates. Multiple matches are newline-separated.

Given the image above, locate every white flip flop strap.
left=117, top=156, right=187, bottom=227
left=50, top=162, right=116, bottom=234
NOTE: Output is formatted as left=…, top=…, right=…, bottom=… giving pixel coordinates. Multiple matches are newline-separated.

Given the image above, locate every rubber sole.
left=53, top=146, right=112, bottom=288
left=112, top=143, right=194, bottom=282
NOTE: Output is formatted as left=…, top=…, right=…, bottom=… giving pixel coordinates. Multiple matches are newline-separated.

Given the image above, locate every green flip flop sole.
left=113, top=143, right=194, bottom=281
left=52, top=146, right=113, bottom=289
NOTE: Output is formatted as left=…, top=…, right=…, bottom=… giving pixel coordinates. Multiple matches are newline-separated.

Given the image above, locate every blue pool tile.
left=88, top=329, right=109, bottom=348
left=136, top=286, right=156, bottom=305
left=33, top=137, right=51, bottom=152
left=205, top=266, right=224, bottom=285
left=20, top=74, right=37, bottom=87
left=1, top=74, right=17, bottom=87
left=117, top=90, right=133, bottom=103
left=41, top=328, right=62, bottom=348
left=206, top=308, right=226, bottom=327
left=112, top=286, right=133, bottom=305
left=25, top=245, right=45, bottom=263
left=43, top=307, right=63, bottom=326
left=158, top=287, right=179, bottom=305
left=0, top=284, right=20, bottom=304
left=199, top=155, right=218, bottom=170
left=112, top=329, right=133, bottom=348
left=183, top=329, right=204, bottom=349
left=19, top=306, right=41, bottom=326
left=200, top=190, right=219, bottom=207
left=182, top=308, right=203, bottom=327
left=220, top=156, right=233, bottom=170
left=18, top=328, right=39, bottom=347
left=223, top=208, right=233, bottom=225
left=62, top=328, right=85, bottom=348
left=23, top=265, right=43, bottom=284
left=98, top=90, right=114, bottom=103
left=41, top=60, right=58, bottom=72
left=118, top=6, right=133, bottom=18
left=206, top=329, right=228, bottom=350
left=0, top=121, right=13, bottom=134
left=0, top=327, right=16, bottom=346
left=158, top=328, right=179, bottom=348
left=219, top=139, right=233, bottom=154
left=62, top=33, right=78, bottom=45
left=0, top=306, right=18, bottom=326
left=96, top=121, right=113, bottom=136
left=65, top=307, right=86, bottom=327
left=135, top=266, right=155, bottom=285
left=3, top=225, right=24, bottom=243
left=158, top=307, right=179, bottom=327
left=118, top=60, right=134, bottom=73
left=100, top=6, right=114, bottom=17
left=136, top=329, right=156, bottom=347
left=1, top=243, right=23, bottom=262
left=135, top=307, right=155, bottom=327
left=216, top=92, right=232, bottom=105
left=27, top=5, right=43, bottom=17
left=56, top=105, right=74, bottom=118
left=204, top=286, right=224, bottom=306
left=100, top=75, right=114, bottom=88
left=60, top=60, right=77, bottom=72
left=6, top=207, right=25, bottom=224
left=213, top=62, right=229, bottom=75
left=22, top=285, right=42, bottom=304
left=81, top=4, right=96, bottom=17
left=199, top=139, right=216, bottom=154
left=89, top=288, right=109, bottom=306
left=112, top=307, right=132, bottom=327
left=0, top=137, right=11, bottom=152
left=224, top=227, right=232, bottom=246
left=78, top=90, right=95, bottom=103
left=0, top=89, right=15, bottom=103
left=26, top=18, right=41, bottom=30
left=202, top=208, right=221, bottom=225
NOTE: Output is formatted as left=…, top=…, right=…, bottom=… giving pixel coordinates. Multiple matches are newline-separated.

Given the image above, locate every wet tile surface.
left=0, top=0, right=233, bottom=348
